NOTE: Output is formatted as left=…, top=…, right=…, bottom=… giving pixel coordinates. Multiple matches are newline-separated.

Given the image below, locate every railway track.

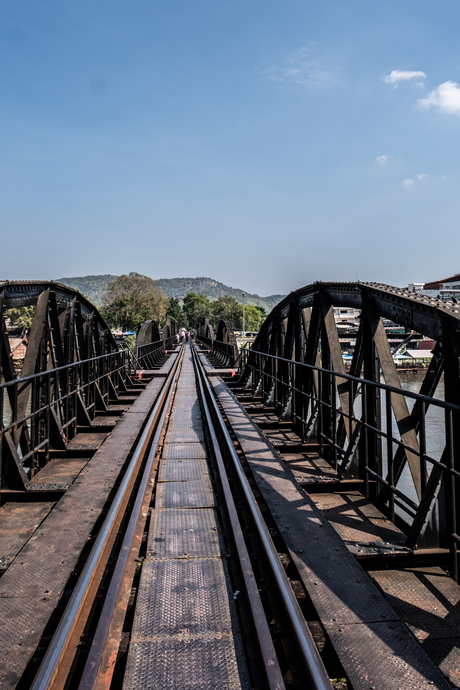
left=7, top=344, right=335, bottom=690
left=2, top=341, right=458, bottom=689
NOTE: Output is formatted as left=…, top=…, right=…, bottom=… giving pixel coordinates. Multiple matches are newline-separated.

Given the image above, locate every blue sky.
left=1, top=1, right=459, bottom=295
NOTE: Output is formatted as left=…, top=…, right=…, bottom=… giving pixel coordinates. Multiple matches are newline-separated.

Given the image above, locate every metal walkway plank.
left=155, top=478, right=215, bottom=509
left=131, top=557, right=239, bottom=638
left=147, top=508, right=223, bottom=559
left=158, top=457, right=211, bottom=483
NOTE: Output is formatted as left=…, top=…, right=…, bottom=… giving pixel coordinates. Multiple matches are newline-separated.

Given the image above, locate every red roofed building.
left=424, top=273, right=460, bottom=291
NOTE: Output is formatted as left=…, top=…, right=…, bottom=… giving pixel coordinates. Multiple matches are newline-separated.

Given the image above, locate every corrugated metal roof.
left=404, top=349, right=433, bottom=359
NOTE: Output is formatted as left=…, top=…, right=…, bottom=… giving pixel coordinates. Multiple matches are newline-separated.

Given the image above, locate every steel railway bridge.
left=1, top=279, right=460, bottom=690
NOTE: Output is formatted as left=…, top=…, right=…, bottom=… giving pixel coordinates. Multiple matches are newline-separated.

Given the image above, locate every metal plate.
left=311, top=492, right=409, bottom=556
left=29, top=457, right=89, bottom=489
left=166, top=421, right=204, bottom=443
left=421, top=638, right=460, bottom=687
left=148, top=509, right=223, bottom=559
left=370, top=567, right=460, bottom=640
left=155, top=479, right=215, bottom=509
left=67, top=431, right=108, bottom=450
left=162, top=442, right=207, bottom=459
left=132, top=557, right=237, bottom=637
left=325, top=620, right=452, bottom=690
left=0, top=503, right=55, bottom=571
left=158, top=458, right=211, bottom=483
left=123, top=634, right=250, bottom=690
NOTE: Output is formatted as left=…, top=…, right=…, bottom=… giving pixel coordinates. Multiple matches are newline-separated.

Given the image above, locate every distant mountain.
left=56, top=274, right=284, bottom=312
left=57, top=274, right=118, bottom=306
left=155, top=277, right=284, bottom=312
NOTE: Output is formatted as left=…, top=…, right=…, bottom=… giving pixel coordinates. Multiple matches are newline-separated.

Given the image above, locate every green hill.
left=56, top=274, right=285, bottom=312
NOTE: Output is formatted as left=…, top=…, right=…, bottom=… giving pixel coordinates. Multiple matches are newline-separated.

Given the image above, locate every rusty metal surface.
left=311, top=492, right=410, bottom=556
left=263, top=429, right=301, bottom=444
left=371, top=566, right=460, bottom=640
left=147, top=509, right=223, bottom=559
left=421, top=638, right=460, bottom=688
left=91, top=415, right=120, bottom=426
left=0, top=502, right=55, bottom=571
left=155, top=479, right=215, bottom=509
left=165, top=422, right=204, bottom=443
left=158, top=457, right=211, bottom=482
left=325, top=620, right=452, bottom=690
left=283, top=452, right=338, bottom=484
left=0, top=376, right=166, bottom=690
left=29, top=457, right=89, bottom=489
left=67, top=432, right=108, bottom=451
left=161, top=441, right=207, bottom=459
left=123, top=635, right=250, bottom=690
left=370, top=566, right=460, bottom=686
left=131, top=557, right=239, bottom=637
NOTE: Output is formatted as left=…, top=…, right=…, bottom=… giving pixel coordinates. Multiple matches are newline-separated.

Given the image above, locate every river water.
left=378, top=375, right=445, bottom=518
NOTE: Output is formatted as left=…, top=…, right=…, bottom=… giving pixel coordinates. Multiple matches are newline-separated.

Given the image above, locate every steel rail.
left=192, top=347, right=333, bottom=690
left=78, top=345, right=184, bottom=689
left=29, top=347, right=183, bottom=690
left=191, top=345, right=285, bottom=690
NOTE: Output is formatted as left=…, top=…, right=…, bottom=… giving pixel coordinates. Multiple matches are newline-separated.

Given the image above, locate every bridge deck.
left=0, top=345, right=459, bottom=688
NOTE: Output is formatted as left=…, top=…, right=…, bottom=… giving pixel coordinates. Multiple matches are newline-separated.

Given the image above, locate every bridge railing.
left=197, top=336, right=240, bottom=368
left=136, top=338, right=175, bottom=369
left=0, top=349, right=134, bottom=490
left=247, top=349, right=460, bottom=580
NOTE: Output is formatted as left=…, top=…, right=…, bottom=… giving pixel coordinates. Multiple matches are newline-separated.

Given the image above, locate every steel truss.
left=0, top=281, right=169, bottom=497
left=196, top=317, right=239, bottom=366
left=243, top=282, right=460, bottom=579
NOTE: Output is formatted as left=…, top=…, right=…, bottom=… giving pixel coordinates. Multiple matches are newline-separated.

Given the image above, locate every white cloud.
left=418, top=81, right=460, bottom=114
left=417, top=173, right=427, bottom=179
left=375, top=155, right=388, bottom=166
left=265, top=45, right=337, bottom=88
left=402, top=179, right=414, bottom=188
left=382, top=70, right=427, bottom=88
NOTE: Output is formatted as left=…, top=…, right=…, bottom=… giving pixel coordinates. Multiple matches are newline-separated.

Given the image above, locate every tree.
left=212, top=295, right=242, bottom=329
left=243, top=304, right=264, bottom=332
left=103, top=272, right=169, bottom=332
left=166, top=298, right=187, bottom=328
left=7, top=306, right=35, bottom=329
left=182, top=292, right=212, bottom=328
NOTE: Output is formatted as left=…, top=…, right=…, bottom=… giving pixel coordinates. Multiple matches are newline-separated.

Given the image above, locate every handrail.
left=0, top=348, right=130, bottom=390
left=249, top=349, right=460, bottom=413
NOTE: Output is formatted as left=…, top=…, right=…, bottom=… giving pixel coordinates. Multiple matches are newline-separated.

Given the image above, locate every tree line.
left=6, top=273, right=268, bottom=334
left=101, top=273, right=267, bottom=333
